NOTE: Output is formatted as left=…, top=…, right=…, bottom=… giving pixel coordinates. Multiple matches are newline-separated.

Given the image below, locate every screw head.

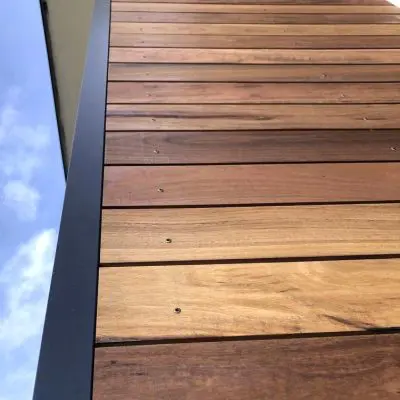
left=174, top=307, right=181, bottom=314
left=158, top=188, right=164, bottom=193
left=165, top=238, right=172, bottom=243
left=391, top=147, right=397, bottom=151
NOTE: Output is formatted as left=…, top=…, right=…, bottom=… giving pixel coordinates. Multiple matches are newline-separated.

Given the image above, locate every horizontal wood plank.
left=106, top=104, right=400, bottom=131
left=108, top=82, right=400, bottom=104
left=101, top=204, right=400, bottom=263
left=108, top=64, right=400, bottom=82
left=104, top=130, right=400, bottom=164
left=112, top=4, right=400, bottom=14
left=110, top=48, right=400, bottom=64
left=110, top=34, right=400, bottom=48
left=94, top=334, right=400, bottom=400
left=112, top=22, right=400, bottom=35
left=103, top=163, right=400, bottom=206
left=112, top=0, right=392, bottom=4
left=111, top=12, right=400, bottom=24
left=97, top=259, right=400, bottom=340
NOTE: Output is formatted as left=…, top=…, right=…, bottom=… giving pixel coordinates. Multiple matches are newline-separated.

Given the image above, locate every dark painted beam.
left=33, top=0, right=110, bottom=398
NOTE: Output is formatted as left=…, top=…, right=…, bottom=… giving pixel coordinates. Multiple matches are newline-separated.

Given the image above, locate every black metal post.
left=33, top=0, right=110, bottom=398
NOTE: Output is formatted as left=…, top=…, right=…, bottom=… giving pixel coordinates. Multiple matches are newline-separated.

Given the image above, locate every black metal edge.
left=33, top=0, right=111, bottom=398
left=39, top=0, right=68, bottom=178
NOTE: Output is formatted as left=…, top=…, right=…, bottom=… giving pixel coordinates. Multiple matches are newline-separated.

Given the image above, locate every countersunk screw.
left=165, top=238, right=172, bottom=244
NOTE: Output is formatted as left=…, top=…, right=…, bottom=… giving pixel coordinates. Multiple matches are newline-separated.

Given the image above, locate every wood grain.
left=111, top=12, right=400, bottom=24
left=104, top=130, right=400, bottom=164
left=112, top=0, right=392, bottom=4
left=100, top=204, right=400, bottom=263
left=112, top=4, right=400, bottom=14
left=110, top=34, right=400, bottom=48
left=107, top=82, right=400, bottom=104
left=108, top=64, right=400, bottom=82
left=97, top=259, right=400, bottom=341
left=106, top=104, right=400, bottom=131
left=112, top=22, right=400, bottom=35
left=109, top=48, right=400, bottom=64
left=94, top=334, right=400, bottom=400
left=103, top=164, right=400, bottom=206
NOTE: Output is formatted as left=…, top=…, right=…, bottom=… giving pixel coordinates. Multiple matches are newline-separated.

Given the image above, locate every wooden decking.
left=94, top=0, right=400, bottom=398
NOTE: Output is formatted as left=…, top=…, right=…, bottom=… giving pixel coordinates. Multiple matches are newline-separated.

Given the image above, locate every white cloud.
left=2, top=180, right=40, bottom=221
left=0, top=88, right=50, bottom=221
left=0, top=105, right=17, bottom=143
left=0, top=229, right=56, bottom=350
left=0, top=229, right=57, bottom=400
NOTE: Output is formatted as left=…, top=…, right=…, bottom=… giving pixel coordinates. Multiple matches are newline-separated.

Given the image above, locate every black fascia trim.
left=33, top=0, right=110, bottom=398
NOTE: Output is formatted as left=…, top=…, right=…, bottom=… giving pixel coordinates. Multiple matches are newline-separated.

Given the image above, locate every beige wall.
left=45, top=0, right=95, bottom=168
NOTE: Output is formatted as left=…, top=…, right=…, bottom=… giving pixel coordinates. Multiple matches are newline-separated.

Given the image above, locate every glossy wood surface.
left=112, top=22, right=400, bottom=35
left=108, top=82, right=400, bottom=104
left=101, top=204, right=400, bottom=263
left=97, top=1, right=400, bottom=397
left=94, top=334, right=400, bottom=400
left=106, top=104, right=400, bottom=131
left=97, top=259, right=400, bottom=340
left=112, top=12, right=400, bottom=24
left=103, top=163, right=400, bottom=206
left=108, top=64, right=400, bottom=81
left=112, top=0, right=393, bottom=4
left=110, top=48, right=400, bottom=63
left=111, top=34, right=400, bottom=48
left=112, top=4, right=400, bottom=13
left=105, top=130, right=400, bottom=164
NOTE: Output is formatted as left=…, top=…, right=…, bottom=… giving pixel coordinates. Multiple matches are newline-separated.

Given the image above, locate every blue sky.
left=0, top=1, right=65, bottom=399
